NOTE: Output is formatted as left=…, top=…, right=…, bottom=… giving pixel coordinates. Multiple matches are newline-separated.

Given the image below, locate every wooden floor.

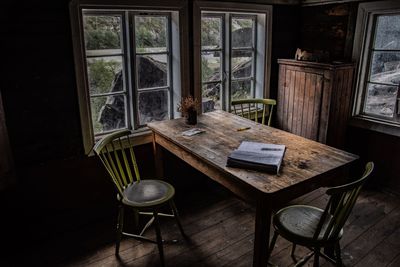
left=9, top=184, right=400, bottom=267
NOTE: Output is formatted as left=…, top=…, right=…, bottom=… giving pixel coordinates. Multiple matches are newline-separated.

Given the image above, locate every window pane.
left=138, top=90, right=169, bottom=125
left=202, top=51, right=221, bottom=82
left=369, top=52, right=400, bottom=85
left=91, top=95, right=126, bottom=134
left=87, top=56, right=124, bottom=95
left=201, top=17, right=222, bottom=49
left=231, top=80, right=252, bottom=101
left=202, top=83, right=221, bottom=112
left=364, top=83, right=398, bottom=118
left=135, top=16, right=167, bottom=53
left=232, top=50, right=253, bottom=78
left=83, top=15, right=122, bottom=52
left=231, top=18, right=254, bottom=48
left=374, top=15, right=400, bottom=50
left=137, top=55, right=168, bottom=89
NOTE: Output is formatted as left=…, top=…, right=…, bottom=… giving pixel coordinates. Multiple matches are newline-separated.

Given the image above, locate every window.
left=193, top=2, right=272, bottom=113
left=70, top=0, right=188, bottom=153
left=352, top=1, right=400, bottom=135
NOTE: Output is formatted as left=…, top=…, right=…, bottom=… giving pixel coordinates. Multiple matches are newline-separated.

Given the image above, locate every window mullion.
left=128, top=12, right=138, bottom=129
left=167, top=12, right=174, bottom=119
left=226, top=13, right=232, bottom=111
left=252, top=16, right=257, bottom=99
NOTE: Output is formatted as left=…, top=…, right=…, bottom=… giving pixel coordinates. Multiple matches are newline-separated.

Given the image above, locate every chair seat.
left=274, top=205, right=343, bottom=245
left=122, top=180, right=175, bottom=208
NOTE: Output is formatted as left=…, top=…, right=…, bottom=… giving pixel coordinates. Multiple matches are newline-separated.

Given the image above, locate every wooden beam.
left=301, top=0, right=371, bottom=7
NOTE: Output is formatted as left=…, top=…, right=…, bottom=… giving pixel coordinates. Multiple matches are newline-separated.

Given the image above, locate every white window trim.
left=70, top=0, right=189, bottom=154
left=193, top=1, right=273, bottom=113
left=351, top=0, right=400, bottom=137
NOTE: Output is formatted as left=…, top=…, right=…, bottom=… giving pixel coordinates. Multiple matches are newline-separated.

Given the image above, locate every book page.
left=238, top=141, right=285, bottom=157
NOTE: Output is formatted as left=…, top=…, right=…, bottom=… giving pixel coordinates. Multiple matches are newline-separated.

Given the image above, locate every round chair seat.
left=274, top=205, right=343, bottom=245
left=122, top=180, right=175, bottom=208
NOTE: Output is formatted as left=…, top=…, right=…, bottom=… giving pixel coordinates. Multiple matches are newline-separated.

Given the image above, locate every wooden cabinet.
left=276, top=59, right=355, bottom=148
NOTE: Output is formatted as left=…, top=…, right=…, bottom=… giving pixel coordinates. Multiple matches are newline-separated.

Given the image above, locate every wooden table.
left=147, top=110, right=358, bottom=267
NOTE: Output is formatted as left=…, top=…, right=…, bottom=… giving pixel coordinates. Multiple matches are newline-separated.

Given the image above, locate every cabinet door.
left=278, top=67, right=323, bottom=141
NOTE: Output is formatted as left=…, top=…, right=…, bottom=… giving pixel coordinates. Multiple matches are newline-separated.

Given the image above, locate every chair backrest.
left=313, top=162, right=374, bottom=242
left=93, top=129, right=141, bottom=196
left=231, top=98, right=276, bottom=126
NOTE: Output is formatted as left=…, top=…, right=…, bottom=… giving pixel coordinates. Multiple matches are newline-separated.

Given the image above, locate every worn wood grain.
left=149, top=110, right=358, bottom=199
left=276, top=59, right=355, bottom=148
left=148, top=110, right=358, bottom=267
left=19, top=188, right=400, bottom=267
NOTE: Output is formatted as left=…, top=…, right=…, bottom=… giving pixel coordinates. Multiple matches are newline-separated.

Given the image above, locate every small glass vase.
left=186, top=109, right=197, bottom=125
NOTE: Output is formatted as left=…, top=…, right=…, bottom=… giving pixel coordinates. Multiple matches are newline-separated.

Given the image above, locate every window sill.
left=349, top=116, right=400, bottom=138
left=88, top=128, right=154, bottom=156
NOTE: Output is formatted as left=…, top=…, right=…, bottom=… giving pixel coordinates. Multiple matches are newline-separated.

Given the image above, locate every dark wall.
left=3, top=0, right=83, bottom=166
left=270, top=5, right=301, bottom=100
left=0, top=0, right=157, bottom=258
left=299, top=2, right=400, bottom=194
left=0, top=0, right=301, bottom=259
left=300, top=3, right=358, bottom=62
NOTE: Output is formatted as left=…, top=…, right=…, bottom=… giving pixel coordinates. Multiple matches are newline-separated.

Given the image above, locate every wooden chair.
left=93, top=129, right=185, bottom=267
left=268, top=162, right=374, bottom=267
left=231, top=98, right=276, bottom=126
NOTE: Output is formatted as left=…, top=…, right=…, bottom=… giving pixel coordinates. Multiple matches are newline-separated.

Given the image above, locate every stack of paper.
left=226, top=141, right=286, bottom=174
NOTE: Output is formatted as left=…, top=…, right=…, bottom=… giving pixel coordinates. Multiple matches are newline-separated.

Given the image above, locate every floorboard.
left=9, top=185, right=400, bottom=267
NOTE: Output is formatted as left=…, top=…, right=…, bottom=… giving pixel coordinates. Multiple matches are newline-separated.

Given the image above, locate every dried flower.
left=177, top=96, right=199, bottom=116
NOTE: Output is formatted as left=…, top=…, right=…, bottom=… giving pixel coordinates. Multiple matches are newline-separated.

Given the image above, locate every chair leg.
left=115, top=204, right=124, bottom=255
left=291, top=243, right=297, bottom=262
left=335, top=242, right=343, bottom=267
left=313, top=248, right=320, bottom=267
left=294, top=251, right=314, bottom=267
left=170, top=200, right=186, bottom=238
left=153, top=211, right=165, bottom=267
left=267, top=231, right=279, bottom=260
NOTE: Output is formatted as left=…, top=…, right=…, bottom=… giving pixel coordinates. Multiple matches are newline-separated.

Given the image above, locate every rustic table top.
left=148, top=110, right=359, bottom=195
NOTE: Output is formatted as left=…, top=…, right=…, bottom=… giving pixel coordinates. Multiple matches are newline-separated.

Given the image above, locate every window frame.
left=193, top=1, right=273, bottom=114
left=351, top=0, right=400, bottom=137
left=83, top=11, right=131, bottom=135
left=229, top=13, right=257, bottom=108
left=70, top=0, right=189, bottom=154
left=201, top=13, right=225, bottom=110
left=131, top=12, right=174, bottom=128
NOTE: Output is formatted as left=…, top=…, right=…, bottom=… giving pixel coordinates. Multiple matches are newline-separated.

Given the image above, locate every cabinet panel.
left=277, top=59, right=355, bottom=148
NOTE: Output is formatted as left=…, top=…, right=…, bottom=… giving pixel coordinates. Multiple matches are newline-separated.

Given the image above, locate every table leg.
left=152, top=133, right=164, bottom=179
left=253, top=200, right=272, bottom=267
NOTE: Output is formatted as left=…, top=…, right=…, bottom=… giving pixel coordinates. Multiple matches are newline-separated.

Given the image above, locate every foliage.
left=87, top=59, right=121, bottom=134
left=135, top=16, right=167, bottom=53
left=201, top=17, right=221, bottom=48
left=88, top=59, right=121, bottom=94
left=201, top=56, right=214, bottom=85
left=84, top=15, right=121, bottom=50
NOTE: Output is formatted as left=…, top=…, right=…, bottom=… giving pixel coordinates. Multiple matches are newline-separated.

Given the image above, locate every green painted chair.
left=268, top=162, right=374, bottom=267
left=231, top=98, right=276, bottom=126
left=93, top=129, right=185, bottom=267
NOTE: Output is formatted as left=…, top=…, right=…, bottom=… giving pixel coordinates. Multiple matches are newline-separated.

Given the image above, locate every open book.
left=226, top=141, right=286, bottom=174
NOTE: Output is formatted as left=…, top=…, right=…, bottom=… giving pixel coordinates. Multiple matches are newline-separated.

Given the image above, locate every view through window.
left=363, top=14, right=400, bottom=119
left=201, top=12, right=260, bottom=112
left=83, top=11, right=176, bottom=136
